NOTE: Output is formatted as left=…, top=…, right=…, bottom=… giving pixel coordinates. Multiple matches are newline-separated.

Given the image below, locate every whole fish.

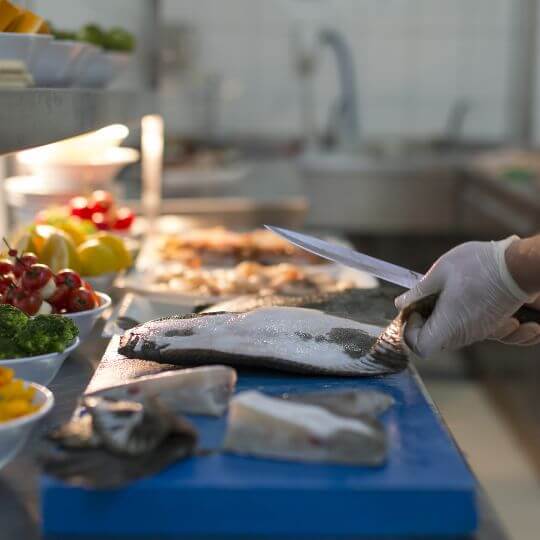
left=118, top=306, right=409, bottom=377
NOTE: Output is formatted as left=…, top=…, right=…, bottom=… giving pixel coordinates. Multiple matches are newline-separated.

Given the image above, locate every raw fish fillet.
left=223, top=391, right=387, bottom=466
left=282, top=389, right=394, bottom=418
left=87, top=365, right=237, bottom=417
left=118, top=306, right=408, bottom=376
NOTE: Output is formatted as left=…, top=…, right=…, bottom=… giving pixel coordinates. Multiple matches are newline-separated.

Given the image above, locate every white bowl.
left=70, top=43, right=101, bottom=86
left=17, top=146, right=140, bottom=185
left=4, top=175, right=81, bottom=228
left=0, top=33, right=52, bottom=72
left=75, top=50, right=131, bottom=89
left=0, top=338, right=80, bottom=386
left=0, top=381, right=54, bottom=470
left=64, top=292, right=112, bottom=341
left=32, top=40, right=86, bottom=87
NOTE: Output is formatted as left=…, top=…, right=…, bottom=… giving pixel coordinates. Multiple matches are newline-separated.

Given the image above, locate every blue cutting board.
left=41, top=338, right=477, bottom=538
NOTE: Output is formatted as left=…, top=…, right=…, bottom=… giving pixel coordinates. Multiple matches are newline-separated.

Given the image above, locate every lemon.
left=77, top=239, right=118, bottom=276
left=12, top=231, right=39, bottom=255
left=55, top=218, right=95, bottom=246
left=93, top=232, right=132, bottom=270
left=40, top=232, right=81, bottom=272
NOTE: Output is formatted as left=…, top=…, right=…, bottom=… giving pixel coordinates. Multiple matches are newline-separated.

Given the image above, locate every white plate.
left=32, top=39, right=86, bottom=87
left=0, top=338, right=80, bottom=386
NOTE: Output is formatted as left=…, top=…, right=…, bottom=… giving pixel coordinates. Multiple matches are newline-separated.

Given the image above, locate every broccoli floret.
left=0, top=304, right=29, bottom=339
left=16, top=315, right=79, bottom=355
left=0, top=336, right=25, bottom=359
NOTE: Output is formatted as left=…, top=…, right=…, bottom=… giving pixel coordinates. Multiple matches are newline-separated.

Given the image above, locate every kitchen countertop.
left=0, top=319, right=509, bottom=540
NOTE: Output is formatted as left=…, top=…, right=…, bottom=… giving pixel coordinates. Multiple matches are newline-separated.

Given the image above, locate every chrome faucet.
left=318, top=28, right=361, bottom=151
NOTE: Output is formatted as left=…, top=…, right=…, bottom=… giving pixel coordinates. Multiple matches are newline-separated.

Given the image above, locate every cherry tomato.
left=81, top=279, right=100, bottom=305
left=69, top=196, right=93, bottom=220
left=90, top=190, right=114, bottom=214
left=0, top=259, right=14, bottom=274
left=91, top=212, right=110, bottom=230
left=48, top=284, right=70, bottom=308
left=3, top=285, right=17, bottom=305
left=113, top=207, right=135, bottom=231
left=67, top=287, right=96, bottom=312
left=55, top=269, right=83, bottom=289
left=11, top=288, right=42, bottom=316
left=0, top=274, right=15, bottom=294
left=20, top=252, right=38, bottom=266
left=21, top=264, right=53, bottom=290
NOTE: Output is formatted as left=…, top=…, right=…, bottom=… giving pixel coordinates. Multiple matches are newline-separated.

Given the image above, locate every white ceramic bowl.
left=0, top=338, right=80, bottom=386
left=32, top=40, right=86, bottom=87
left=64, top=292, right=112, bottom=341
left=0, top=33, right=52, bottom=72
left=17, top=146, right=140, bottom=185
left=70, top=43, right=101, bottom=86
left=75, top=50, right=131, bottom=88
left=4, top=175, right=81, bottom=228
left=0, top=381, right=54, bottom=470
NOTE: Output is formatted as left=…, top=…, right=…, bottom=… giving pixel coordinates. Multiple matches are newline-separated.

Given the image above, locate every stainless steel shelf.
left=0, top=88, right=150, bottom=155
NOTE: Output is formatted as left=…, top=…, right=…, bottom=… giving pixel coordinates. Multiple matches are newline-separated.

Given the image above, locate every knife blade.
left=265, top=225, right=540, bottom=325
left=265, top=225, right=422, bottom=289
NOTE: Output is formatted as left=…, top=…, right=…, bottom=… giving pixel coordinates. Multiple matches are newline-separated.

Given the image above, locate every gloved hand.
left=395, top=236, right=540, bottom=357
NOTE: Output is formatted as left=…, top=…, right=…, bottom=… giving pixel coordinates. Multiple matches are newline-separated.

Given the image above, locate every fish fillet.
left=223, top=391, right=387, bottom=466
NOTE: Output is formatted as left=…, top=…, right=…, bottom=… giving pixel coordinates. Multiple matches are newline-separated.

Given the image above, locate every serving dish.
left=74, top=50, right=131, bottom=89
left=32, top=39, right=86, bottom=87
left=0, top=32, right=52, bottom=73
left=17, top=146, right=139, bottom=185
left=0, top=338, right=80, bottom=385
left=64, top=292, right=112, bottom=341
left=0, top=380, right=54, bottom=470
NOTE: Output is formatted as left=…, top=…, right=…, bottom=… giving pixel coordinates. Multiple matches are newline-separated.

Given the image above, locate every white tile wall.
left=33, top=0, right=523, bottom=141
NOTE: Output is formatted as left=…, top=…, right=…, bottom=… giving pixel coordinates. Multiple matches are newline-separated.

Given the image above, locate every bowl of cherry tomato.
left=63, top=291, right=112, bottom=341
left=0, top=249, right=112, bottom=342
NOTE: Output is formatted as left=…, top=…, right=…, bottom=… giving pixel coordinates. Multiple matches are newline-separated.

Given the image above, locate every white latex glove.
left=395, top=236, right=537, bottom=357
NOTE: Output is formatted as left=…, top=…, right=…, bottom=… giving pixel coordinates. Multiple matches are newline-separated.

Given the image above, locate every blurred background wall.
left=31, top=0, right=539, bottom=143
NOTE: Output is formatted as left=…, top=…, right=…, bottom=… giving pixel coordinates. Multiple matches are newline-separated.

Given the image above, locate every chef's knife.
left=265, top=225, right=540, bottom=325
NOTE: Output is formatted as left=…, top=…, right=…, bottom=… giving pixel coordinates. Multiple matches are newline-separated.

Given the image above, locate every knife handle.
left=405, top=295, right=540, bottom=325
left=513, top=305, right=540, bottom=324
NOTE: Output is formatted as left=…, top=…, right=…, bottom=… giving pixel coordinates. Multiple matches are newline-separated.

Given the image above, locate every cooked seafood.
left=152, top=261, right=353, bottom=298
left=202, top=285, right=403, bottom=327
left=160, top=227, right=324, bottom=267
left=87, top=365, right=237, bottom=417
left=118, top=306, right=408, bottom=376
left=224, top=391, right=387, bottom=465
left=42, top=396, right=197, bottom=489
left=282, top=389, right=394, bottom=418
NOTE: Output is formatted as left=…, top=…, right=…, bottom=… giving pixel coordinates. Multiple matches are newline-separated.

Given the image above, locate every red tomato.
left=67, top=287, right=96, bottom=312
left=20, top=252, right=39, bottom=266
left=81, top=279, right=100, bottom=305
left=12, top=252, right=39, bottom=278
left=11, top=289, right=42, bottom=316
left=55, top=269, right=83, bottom=289
left=0, top=259, right=14, bottom=274
left=0, top=274, right=15, bottom=293
left=113, top=207, right=135, bottom=230
left=90, top=190, right=114, bottom=214
left=69, top=196, right=93, bottom=220
left=91, top=212, right=111, bottom=230
left=21, top=264, right=53, bottom=290
left=48, top=284, right=70, bottom=308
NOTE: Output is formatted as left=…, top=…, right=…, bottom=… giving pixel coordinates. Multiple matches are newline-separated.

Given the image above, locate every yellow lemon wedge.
left=93, top=232, right=132, bottom=270
left=77, top=239, right=118, bottom=276
left=40, top=232, right=80, bottom=272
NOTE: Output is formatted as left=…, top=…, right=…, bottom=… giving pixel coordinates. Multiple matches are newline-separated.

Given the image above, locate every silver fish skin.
left=281, top=389, right=394, bottom=419
left=118, top=307, right=409, bottom=376
left=224, top=391, right=387, bottom=466
left=87, top=365, right=237, bottom=417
